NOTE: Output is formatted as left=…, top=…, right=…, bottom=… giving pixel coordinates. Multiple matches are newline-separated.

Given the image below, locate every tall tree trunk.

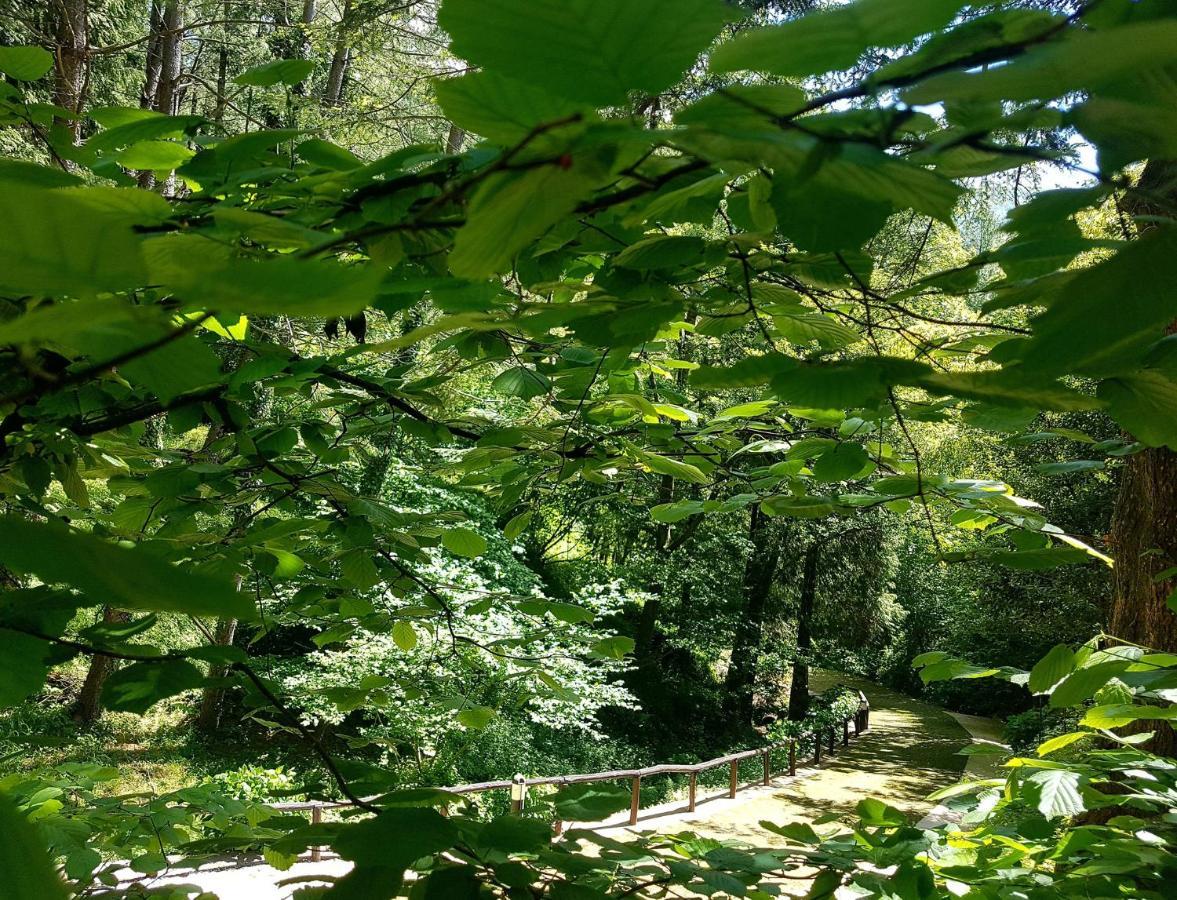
left=72, top=607, right=130, bottom=724
left=725, top=507, right=781, bottom=722
left=1107, top=159, right=1177, bottom=754
left=154, top=0, right=184, bottom=117
left=293, top=0, right=317, bottom=95
left=194, top=612, right=238, bottom=731
left=51, top=0, right=89, bottom=143
left=445, top=123, right=465, bottom=154
left=788, top=543, right=819, bottom=721
left=323, top=0, right=351, bottom=105
left=141, top=0, right=165, bottom=109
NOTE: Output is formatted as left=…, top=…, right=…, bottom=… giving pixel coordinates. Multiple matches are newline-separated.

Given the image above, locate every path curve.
left=116, top=673, right=999, bottom=898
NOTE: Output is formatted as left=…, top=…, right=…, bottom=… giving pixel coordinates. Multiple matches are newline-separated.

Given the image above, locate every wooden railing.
left=275, top=703, right=870, bottom=860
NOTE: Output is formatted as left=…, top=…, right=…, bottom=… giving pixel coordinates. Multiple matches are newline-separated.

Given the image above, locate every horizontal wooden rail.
left=273, top=697, right=871, bottom=834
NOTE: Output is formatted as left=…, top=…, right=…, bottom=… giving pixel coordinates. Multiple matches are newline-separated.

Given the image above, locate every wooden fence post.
left=843, top=719, right=850, bottom=746
left=688, top=772, right=697, bottom=812
left=762, top=749, right=771, bottom=785
left=788, top=740, right=796, bottom=777
left=814, top=732, right=821, bottom=764
left=629, top=776, right=641, bottom=825
left=728, top=760, right=739, bottom=798
left=827, top=727, right=835, bottom=754
left=310, top=805, right=322, bottom=862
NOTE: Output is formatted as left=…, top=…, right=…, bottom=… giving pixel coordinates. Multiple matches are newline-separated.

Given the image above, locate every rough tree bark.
left=1107, top=159, right=1177, bottom=754
left=724, top=506, right=781, bottom=722
left=788, top=542, right=819, bottom=721
left=323, top=0, right=351, bottom=105
left=72, top=607, right=131, bottom=724
left=154, top=0, right=184, bottom=117
left=50, top=0, right=89, bottom=142
left=194, top=600, right=239, bottom=731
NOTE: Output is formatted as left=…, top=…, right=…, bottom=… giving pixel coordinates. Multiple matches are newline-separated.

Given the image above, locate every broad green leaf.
left=332, top=808, right=458, bottom=895
left=0, top=794, right=69, bottom=899
left=1037, top=732, right=1091, bottom=756
left=812, top=443, right=870, bottom=483
left=0, top=45, right=54, bottom=81
left=0, top=631, right=62, bottom=709
left=1024, top=768, right=1085, bottom=820
left=711, top=0, right=968, bottom=76
left=591, top=636, right=635, bottom=659
left=435, top=70, right=586, bottom=144
left=1029, top=644, right=1076, bottom=693
left=1099, top=341, right=1177, bottom=450
left=615, top=235, right=707, bottom=271
left=143, top=234, right=381, bottom=317
left=102, top=659, right=205, bottom=714
left=449, top=164, right=600, bottom=278
left=503, top=510, right=533, bottom=539
left=111, top=140, right=195, bottom=171
left=480, top=816, right=551, bottom=853
left=392, top=620, right=418, bottom=651
left=492, top=367, right=551, bottom=399
left=438, top=0, right=729, bottom=106
left=442, top=527, right=488, bottom=558
left=990, top=548, right=1091, bottom=570
left=0, top=517, right=255, bottom=620
left=456, top=706, right=495, bottom=728
left=856, top=797, right=907, bottom=827
left=1049, top=660, right=1131, bottom=708
left=234, top=58, right=316, bottom=87
left=760, top=495, right=835, bottom=518
left=905, top=20, right=1177, bottom=105
left=552, top=782, right=631, bottom=821
left=86, top=113, right=205, bottom=153
left=639, top=453, right=709, bottom=485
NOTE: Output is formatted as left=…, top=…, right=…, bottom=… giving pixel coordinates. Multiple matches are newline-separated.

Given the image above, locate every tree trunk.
left=141, top=0, right=165, bottom=109
left=323, top=0, right=351, bottom=105
left=154, top=0, right=183, bottom=117
left=445, top=123, right=466, bottom=154
left=51, top=0, right=89, bottom=142
left=725, top=507, right=781, bottom=722
left=788, top=543, right=819, bottom=721
left=195, top=614, right=238, bottom=732
left=1106, top=159, right=1177, bottom=754
left=72, top=607, right=130, bottom=724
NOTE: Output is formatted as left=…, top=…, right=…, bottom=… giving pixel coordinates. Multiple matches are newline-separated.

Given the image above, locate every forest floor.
left=114, top=672, right=999, bottom=898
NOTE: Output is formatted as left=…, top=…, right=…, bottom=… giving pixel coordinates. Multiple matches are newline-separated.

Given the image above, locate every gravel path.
left=116, top=673, right=1000, bottom=898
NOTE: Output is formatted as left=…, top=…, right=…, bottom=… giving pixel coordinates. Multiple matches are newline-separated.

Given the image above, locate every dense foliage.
left=2, top=0, right=1176, bottom=896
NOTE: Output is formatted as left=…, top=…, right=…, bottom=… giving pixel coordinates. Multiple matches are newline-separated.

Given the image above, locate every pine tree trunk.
left=72, top=607, right=130, bottom=724
left=1106, top=159, right=1177, bottom=755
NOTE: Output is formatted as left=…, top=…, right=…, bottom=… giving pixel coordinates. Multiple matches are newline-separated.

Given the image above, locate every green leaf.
left=438, top=0, right=729, bottom=106
left=1024, top=768, right=1085, bottom=820
left=392, top=620, right=418, bottom=652
left=492, top=367, right=551, bottom=400
left=639, top=453, right=709, bottom=485
left=552, top=782, right=631, bottom=821
left=143, top=234, right=381, bottom=317
left=457, top=706, right=495, bottom=729
left=614, top=235, right=707, bottom=271
left=0, top=631, right=61, bottom=709
left=449, top=164, right=600, bottom=278
left=234, top=58, right=316, bottom=87
left=111, top=140, right=195, bottom=171
left=812, top=444, right=870, bottom=483
left=760, top=495, right=835, bottom=518
left=435, top=70, right=586, bottom=144
left=102, top=659, right=205, bottom=714
left=0, top=46, right=54, bottom=81
left=1049, top=660, right=1131, bottom=709
left=1028, top=644, right=1076, bottom=693
left=591, top=636, right=635, bottom=659
left=503, top=510, right=533, bottom=540
left=711, top=0, right=968, bottom=76
left=333, top=808, right=458, bottom=895
left=1036, top=732, right=1090, bottom=757
left=856, top=797, right=907, bottom=827
left=0, top=794, right=69, bottom=899
left=481, top=816, right=551, bottom=853
left=442, top=527, right=488, bottom=558
left=904, top=20, right=1177, bottom=106
left=0, top=517, right=255, bottom=620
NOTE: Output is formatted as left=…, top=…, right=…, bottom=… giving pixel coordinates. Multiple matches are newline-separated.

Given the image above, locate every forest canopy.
left=1, top=0, right=1177, bottom=897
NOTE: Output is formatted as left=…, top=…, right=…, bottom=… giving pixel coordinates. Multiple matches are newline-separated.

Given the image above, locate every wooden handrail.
left=272, top=703, right=871, bottom=830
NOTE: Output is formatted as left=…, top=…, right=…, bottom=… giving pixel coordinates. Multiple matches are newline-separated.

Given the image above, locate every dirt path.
left=117, top=674, right=997, bottom=898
